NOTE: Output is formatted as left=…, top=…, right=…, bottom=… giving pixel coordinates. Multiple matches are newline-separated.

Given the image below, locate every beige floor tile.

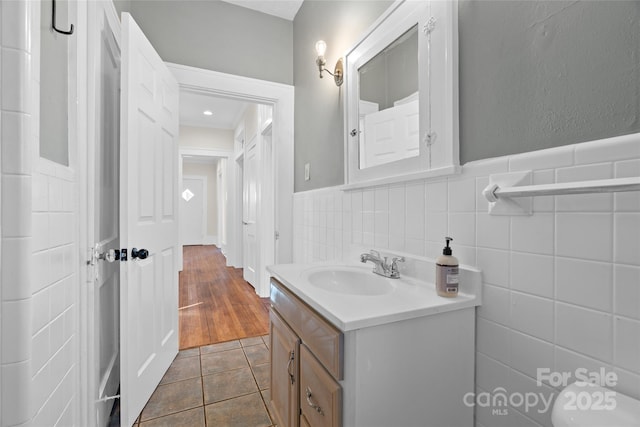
left=200, top=340, right=241, bottom=354
left=131, top=340, right=275, bottom=426
left=205, top=393, right=271, bottom=427
left=240, top=336, right=265, bottom=347
left=260, top=389, right=276, bottom=424
left=140, top=377, right=203, bottom=421
left=203, top=367, right=258, bottom=404
left=251, top=363, right=270, bottom=390
left=201, top=348, right=248, bottom=375
left=160, top=355, right=201, bottom=385
left=244, top=343, right=269, bottom=366
left=139, top=407, right=205, bottom=427
left=175, top=347, right=200, bottom=359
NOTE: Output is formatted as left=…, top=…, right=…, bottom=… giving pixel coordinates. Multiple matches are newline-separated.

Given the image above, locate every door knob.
left=131, top=248, right=149, bottom=260
left=95, top=248, right=119, bottom=263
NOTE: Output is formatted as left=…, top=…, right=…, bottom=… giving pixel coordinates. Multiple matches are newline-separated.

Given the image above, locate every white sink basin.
left=304, top=266, right=395, bottom=296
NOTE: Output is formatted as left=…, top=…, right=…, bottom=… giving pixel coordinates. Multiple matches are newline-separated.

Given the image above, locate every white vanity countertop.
left=267, top=262, right=481, bottom=332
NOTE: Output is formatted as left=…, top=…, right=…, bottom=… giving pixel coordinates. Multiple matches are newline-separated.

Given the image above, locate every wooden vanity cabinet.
left=270, top=310, right=300, bottom=427
left=270, top=275, right=477, bottom=427
left=270, top=279, right=343, bottom=427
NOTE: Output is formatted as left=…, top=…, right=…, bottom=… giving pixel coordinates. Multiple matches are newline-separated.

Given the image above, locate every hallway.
left=179, top=245, right=270, bottom=349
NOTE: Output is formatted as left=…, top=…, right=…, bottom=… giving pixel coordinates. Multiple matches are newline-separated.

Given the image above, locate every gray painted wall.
left=294, top=0, right=393, bottom=192
left=459, top=0, right=640, bottom=163
left=113, top=0, right=130, bottom=16
left=117, top=1, right=639, bottom=190
left=293, top=0, right=640, bottom=190
left=126, top=0, right=293, bottom=85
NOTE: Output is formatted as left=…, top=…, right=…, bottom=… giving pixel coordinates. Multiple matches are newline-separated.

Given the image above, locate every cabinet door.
left=300, top=413, right=312, bottom=427
left=270, top=309, right=300, bottom=427
left=300, top=344, right=342, bottom=427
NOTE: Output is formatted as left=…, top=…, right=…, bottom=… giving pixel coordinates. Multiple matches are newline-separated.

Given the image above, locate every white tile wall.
left=293, top=134, right=640, bottom=426
left=1, top=1, right=33, bottom=425
left=1, top=0, right=4, bottom=417
left=1, top=1, right=79, bottom=426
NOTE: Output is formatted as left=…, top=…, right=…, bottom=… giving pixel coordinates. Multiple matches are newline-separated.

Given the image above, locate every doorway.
left=169, top=62, right=294, bottom=298
left=181, top=175, right=207, bottom=245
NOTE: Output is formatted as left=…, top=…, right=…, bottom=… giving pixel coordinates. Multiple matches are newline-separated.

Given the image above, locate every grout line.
left=200, top=347, right=206, bottom=425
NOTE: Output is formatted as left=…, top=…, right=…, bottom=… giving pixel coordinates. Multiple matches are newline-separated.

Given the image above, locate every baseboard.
left=203, top=235, right=218, bottom=245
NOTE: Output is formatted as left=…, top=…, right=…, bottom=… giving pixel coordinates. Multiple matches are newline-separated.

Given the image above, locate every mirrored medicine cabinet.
left=344, top=0, right=459, bottom=188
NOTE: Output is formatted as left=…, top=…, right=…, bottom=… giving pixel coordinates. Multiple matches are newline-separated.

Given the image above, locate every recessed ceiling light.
left=203, top=110, right=213, bottom=116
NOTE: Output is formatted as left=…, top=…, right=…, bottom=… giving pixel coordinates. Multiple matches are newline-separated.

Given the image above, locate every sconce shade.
left=315, top=40, right=327, bottom=57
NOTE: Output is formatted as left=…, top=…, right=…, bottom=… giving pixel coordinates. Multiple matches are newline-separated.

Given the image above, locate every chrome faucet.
left=360, top=250, right=405, bottom=279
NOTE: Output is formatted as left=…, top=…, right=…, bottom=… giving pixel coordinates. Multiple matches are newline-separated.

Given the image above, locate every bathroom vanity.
left=267, top=258, right=481, bottom=427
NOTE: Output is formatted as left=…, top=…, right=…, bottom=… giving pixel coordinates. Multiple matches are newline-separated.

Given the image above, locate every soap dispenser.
left=436, top=237, right=459, bottom=297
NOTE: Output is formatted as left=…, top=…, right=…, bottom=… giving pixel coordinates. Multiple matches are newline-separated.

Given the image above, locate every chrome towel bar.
left=484, top=176, right=640, bottom=203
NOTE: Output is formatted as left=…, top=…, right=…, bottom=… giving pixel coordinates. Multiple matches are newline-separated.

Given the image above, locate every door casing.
left=167, top=63, right=294, bottom=297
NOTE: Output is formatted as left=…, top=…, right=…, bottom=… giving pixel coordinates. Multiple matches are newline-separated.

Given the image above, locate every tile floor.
left=133, top=335, right=274, bottom=427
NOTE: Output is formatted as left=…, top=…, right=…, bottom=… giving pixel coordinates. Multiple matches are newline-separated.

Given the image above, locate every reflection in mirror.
left=358, top=25, right=418, bottom=170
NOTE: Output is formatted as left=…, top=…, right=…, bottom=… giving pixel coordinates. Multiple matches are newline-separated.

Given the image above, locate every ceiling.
left=179, top=90, right=249, bottom=130
left=219, top=0, right=304, bottom=21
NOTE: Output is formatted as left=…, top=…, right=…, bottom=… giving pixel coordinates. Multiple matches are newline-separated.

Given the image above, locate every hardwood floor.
left=179, top=245, right=270, bottom=350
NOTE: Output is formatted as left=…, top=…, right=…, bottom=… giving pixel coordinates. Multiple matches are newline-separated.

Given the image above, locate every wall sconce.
left=315, top=40, right=343, bottom=86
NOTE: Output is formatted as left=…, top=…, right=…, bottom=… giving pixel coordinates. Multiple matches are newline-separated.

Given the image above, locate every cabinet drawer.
left=299, top=344, right=342, bottom=427
left=271, top=279, right=343, bottom=380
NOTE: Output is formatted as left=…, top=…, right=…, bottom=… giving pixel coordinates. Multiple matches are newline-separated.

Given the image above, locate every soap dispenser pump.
left=436, top=237, right=459, bottom=297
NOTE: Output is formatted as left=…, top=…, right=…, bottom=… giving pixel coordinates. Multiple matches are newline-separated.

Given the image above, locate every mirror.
left=358, top=25, right=419, bottom=170
left=345, top=0, right=459, bottom=187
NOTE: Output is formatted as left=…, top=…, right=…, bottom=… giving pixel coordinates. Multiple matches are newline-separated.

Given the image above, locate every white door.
left=217, top=160, right=227, bottom=249
left=181, top=176, right=206, bottom=245
left=243, top=136, right=259, bottom=287
left=120, top=13, right=180, bottom=426
left=363, top=100, right=419, bottom=168
left=88, top=3, right=121, bottom=425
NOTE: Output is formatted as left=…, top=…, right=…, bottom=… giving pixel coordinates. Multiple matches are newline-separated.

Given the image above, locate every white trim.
left=168, top=63, right=294, bottom=298
left=180, top=147, right=233, bottom=158
left=293, top=184, right=346, bottom=198
left=345, top=0, right=459, bottom=186
left=204, top=235, right=218, bottom=245
left=341, top=165, right=460, bottom=191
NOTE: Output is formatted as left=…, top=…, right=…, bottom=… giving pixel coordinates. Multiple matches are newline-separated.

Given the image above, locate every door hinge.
left=275, top=231, right=280, bottom=240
